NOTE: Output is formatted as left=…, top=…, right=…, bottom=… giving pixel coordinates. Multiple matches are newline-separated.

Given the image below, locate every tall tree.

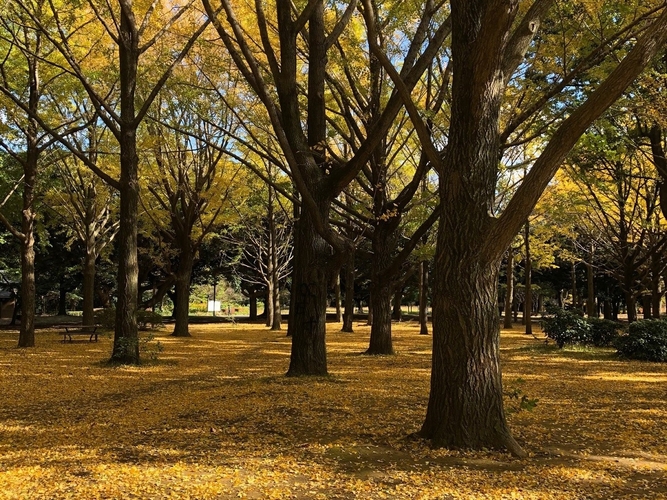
left=203, top=0, right=451, bottom=374
left=380, top=0, right=667, bottom=454
left=8, top=0, right=210, bottom=362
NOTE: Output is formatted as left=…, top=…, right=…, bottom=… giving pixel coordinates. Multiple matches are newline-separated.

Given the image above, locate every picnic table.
left=57, top=324, right=100, bottom=343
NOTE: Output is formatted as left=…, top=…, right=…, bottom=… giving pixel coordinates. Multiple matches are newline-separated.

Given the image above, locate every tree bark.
left=626, top=292, right=637, bottom=323
left=586, top=245, right=596, bottom=318
left=367, top=281, right=393, bottom=354
left=392, top=289, right=402, bottom=322
left=524, top=221, right=532, bottom=335
left=503, top=249, right=514, bottom=329
left=286, top=206, right=331, bottom=376
left=642, top=295, right=652, bottom=320
left=172, top=249, right=193, bottom=337
left=82, top=248, right=97, bottom=326
left=419, top=261, right=429, bottom=335
left=342, top=252, right=355, bottom=333
left=111, top=6, right=140, bottom=364
left=334, top=273, right=343, bottom=323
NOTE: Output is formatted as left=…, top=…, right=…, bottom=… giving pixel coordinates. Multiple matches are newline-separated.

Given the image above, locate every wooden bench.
left=58, top=325, right=99, bottom=343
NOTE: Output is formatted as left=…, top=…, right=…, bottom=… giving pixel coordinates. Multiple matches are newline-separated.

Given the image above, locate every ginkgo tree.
left=370, top=0, right=667, bottom=455
left=6, top=0, right=210, bottom=362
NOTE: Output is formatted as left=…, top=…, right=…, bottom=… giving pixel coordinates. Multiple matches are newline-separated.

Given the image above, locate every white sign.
left=207, top=300, right=221, bottom=312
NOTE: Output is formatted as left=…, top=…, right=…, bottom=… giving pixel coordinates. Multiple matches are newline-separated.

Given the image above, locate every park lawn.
left=0, top=321, right=666, bottom=499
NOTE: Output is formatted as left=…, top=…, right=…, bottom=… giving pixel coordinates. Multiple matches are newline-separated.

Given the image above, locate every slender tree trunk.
left=18, top=160, right=36, bottom=348
left=334, top=273, right=343, bottom=323
left=571, top=262, right=577, bottom=310
left=271, top=283, right=281, bottom=330
left=586, top=247, right=596, bottom=317
left=367, top=295, right=373, bottom=326
left=266, top=283, right=274, bottom=327
left=419, top=261, right=429, bottom=335
left=82, top=248, right=97, bottom=326
left=652, top=252, right=661, bottom=319
left=111, top=7, right=140, bottom=363
left=524, top=222, right=532, bottom=335
left=342, top=252, right=355, bottom=333
left=503, top=249, right=514, bottom=329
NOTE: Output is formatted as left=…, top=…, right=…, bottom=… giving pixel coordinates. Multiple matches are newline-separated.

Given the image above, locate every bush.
left=94, top=308, right=164, bottom=330
left=615, top=319, right=667, bottom=362
left=137, top=310, right=164, bottom=330
left=541, top=308, right=591, bottom=348
left=587, top=318, right=624, bottom=347
left=95, top=308, right=116, bottom=329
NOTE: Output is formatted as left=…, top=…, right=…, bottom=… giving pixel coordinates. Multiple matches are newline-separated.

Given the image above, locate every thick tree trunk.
left=503, top=249, right=514, bottom=329
left=249, top=291, right=258, bottom=320
left=172, top=251, right=193, bottom=337
left=421, top=251, right=523, bottom=455
left=367, top=281, right=393, bottom=354
left=342, top=252, right=355, bottom=333
left=82, top=249, right=97, bottom=326
left=642, top=295, right=652, bottom=320
left=419, top=261, right=429, bottom=335
left=626, top=292, right=637, bottom=323
left=421, top=0, right=524, bottom=455
left=392, top=289, right=402, bottom=322
left=58, top=280, right=67, bottom=316
left=287, top=207, right=331, bottom=376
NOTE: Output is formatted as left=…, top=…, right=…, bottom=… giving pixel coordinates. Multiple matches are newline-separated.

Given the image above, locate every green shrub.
left=136, top=310, right=164, bottom=330
left=541, top=308, right=591, bottom=348
left=94, top=308, right=164, bottom=330
left=615, top=319, right=667, bottom=362
left=95, top=308, right=116, bottom=329
left=587, top=318, right=624, bottom=347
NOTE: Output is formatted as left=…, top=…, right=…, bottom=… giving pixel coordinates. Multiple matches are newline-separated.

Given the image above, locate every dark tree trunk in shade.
left=503, top=249, right=514, bottom=329
left=392, top=290, right=402, bottom=322
left=334, top=273, right=343, bottom=323
left=342, top=252, right=355, bottom=333
left=642, top=295, right=652, bottom=320
left=652, top=253, right=661, bottom=319
left=603, top=300, right=613, bottom=320
left=58, top=281, right=67, bottom=316
left=419, top=261, right=429, bottom=335
left=366, top=281, right=393, bottom=354
left=82, top=249, right=97, bottom=326
left=249, top=294, right=257, bottom=320
left=171, top=251, right=194, bottom=337
left=586, top=246, right=596, bottom=317
left=626, top=292, right=637, bottom=323
left=524, top=221, right=532, bottom=335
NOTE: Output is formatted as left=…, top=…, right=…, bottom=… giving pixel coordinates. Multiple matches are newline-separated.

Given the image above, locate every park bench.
left=57, top=325, right=100, bottom=343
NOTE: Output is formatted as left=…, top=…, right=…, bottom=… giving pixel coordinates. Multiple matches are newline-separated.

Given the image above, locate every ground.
left=0, top=320, right=666, bottom=499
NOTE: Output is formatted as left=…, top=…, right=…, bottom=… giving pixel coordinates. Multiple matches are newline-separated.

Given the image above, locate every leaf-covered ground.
left=0, top=320, right=666, bottom=499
